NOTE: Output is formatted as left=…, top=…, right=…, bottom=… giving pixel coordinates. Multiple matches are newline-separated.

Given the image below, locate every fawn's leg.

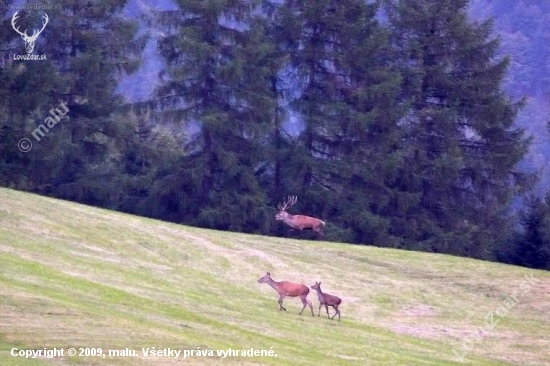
left=331, top=304, right=341, bottom=321
left=299, top=296, right=314, bottom=316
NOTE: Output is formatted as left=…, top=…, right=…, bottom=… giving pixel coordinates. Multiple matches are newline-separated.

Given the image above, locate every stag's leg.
left=308, top=298, right=314, bottom=316
left=317, top=303, right=322, bottom=317
left=325, top=304, right=331, bottom=319
left=313, top=226, right=324, bottom=238
left=278, top=295, right=287, bottom=311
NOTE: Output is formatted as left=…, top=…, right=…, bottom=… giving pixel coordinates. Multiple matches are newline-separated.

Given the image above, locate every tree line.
left=1, top=0, right=548, bottom=269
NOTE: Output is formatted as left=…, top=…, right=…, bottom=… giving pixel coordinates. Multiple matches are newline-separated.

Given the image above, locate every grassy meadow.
left=0, top=188, right=548, bottom=365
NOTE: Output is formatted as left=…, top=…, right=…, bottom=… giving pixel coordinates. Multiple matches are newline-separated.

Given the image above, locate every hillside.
left=0, top=188, right=549, bottom=365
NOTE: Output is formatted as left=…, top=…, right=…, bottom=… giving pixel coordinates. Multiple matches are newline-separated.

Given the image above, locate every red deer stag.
left=275, top=196, right=325, bottom=238
left=311, top=281, right=342, bottom=321
left=257, top=272, right=314, bottom=316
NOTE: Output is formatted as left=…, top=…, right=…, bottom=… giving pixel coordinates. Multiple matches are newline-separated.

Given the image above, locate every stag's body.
left=311, top=282, right=342, bottom=321
left=257, top=272, right=314, bottom=316
left=275, top=196, right=325, bottom=237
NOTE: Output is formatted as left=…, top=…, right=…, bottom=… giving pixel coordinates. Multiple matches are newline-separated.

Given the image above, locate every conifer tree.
left=0, top=0, right=145, bottom=206
left=155, top=0, right=276, bottom=232
left=326, top=1, right=405, bottom=246
left=273, top=0, right=405, bottom=243
left=384, top=0, right=533, bottom=257
left=515, top=195, right=550, bottom=270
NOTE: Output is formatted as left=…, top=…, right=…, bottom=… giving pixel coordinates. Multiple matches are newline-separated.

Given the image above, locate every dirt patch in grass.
left=401, top=304, right=439, bottom=317
left=391, top=324, right=450, bottom=340
left=167, top=230, right=290, bottom=269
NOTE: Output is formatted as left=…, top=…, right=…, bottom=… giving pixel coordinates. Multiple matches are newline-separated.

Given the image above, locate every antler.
left=11, top=11, right=49, bottom=41
left=11, top=11, right=27, bottom=37
left=29, top=13, right=49, bottom=41
left=277, top=195, right=298, bottom=211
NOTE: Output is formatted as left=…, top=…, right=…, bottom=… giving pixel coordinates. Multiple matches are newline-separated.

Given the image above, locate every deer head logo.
left=11, top=11, right=49, bottom=54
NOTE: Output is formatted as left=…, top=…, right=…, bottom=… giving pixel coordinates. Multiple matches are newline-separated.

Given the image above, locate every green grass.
left=0, top=188, right=548, bottom=365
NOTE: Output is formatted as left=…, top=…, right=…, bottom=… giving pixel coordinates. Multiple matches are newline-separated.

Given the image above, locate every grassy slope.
left=0, top=188, right=548, bottom=366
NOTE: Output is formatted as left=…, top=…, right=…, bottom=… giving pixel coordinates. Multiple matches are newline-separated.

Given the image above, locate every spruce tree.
left=0, top=0, right=146, bottom=207
left=155, top=0, right=276, bottom=232
left=515, top=195, right=550, bottom=270
left=273, top=0, right=405, bottom=243
left=325, top=1, right=405, bottom=246
left=497, top=194, right=550, bottom=270
left=385, top=0, right=533, bottom=257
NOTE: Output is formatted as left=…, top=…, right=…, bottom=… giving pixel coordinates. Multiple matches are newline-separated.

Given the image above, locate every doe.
left=257, top=272, right=314, bottom=316
left=311, top=281, right=342, bottom=321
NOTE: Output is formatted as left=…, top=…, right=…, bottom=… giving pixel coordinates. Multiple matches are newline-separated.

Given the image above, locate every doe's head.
left=311, top=281, right=321, bottom=290
left=257, top=272, right=272, bottom=283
